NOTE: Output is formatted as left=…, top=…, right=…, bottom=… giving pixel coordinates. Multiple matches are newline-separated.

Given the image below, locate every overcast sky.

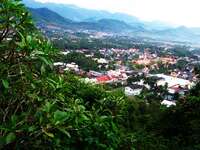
left=35, top=0, right=200, bottom=27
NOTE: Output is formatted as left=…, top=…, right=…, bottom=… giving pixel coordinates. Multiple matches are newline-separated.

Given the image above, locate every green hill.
left=28, top=7, right=137, bottom=32
left=28, top=7, right=72, bottom=25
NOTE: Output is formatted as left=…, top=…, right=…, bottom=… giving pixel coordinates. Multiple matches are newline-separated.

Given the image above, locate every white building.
left=151, top=74, right=193, bottom=89
left=125, top=86, right=142, bottom=96
left=64, top=63, right=79, bottom=72
left=97, top=58, right=109, bottom=64
left=161, top=100, right=176, bottom=107
left=53, top=62, right=66, bottom=66
left=81, top=78, right=96, bottom=84
left=61, top=51, right=70, bottom=55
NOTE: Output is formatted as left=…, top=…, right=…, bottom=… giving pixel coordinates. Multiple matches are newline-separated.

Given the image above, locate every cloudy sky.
left=36, top=0, right=200, bottom=27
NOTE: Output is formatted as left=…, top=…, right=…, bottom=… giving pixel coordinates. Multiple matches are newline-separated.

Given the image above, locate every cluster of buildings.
left=133, top=50, right=177, bottom=66
left=53, top=47, right=199, bottom=107
left=86, top=68, right=129, bottom=84
left=124, top=73, right=195, bottom=107
left=54, top=62, right=80, bottom=73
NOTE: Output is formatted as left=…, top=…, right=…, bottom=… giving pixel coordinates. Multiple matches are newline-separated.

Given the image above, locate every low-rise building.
left=152, top=74, right=193, bottom=89
left=125, top=84, right=143, bottom=96
left=161, top=100, right=176, bottom=107
left=95, top=75, right=116, bottom=84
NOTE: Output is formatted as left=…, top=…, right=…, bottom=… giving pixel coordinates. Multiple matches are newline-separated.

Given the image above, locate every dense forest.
left=0, top=0, right=200, bottom=149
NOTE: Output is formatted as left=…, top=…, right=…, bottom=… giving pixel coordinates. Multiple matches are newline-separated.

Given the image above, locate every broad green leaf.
left=40, top=64, right=46, bottom=75
left=26, top=35, right=32, bottom=43
left=43, top=102, right=54, bottom=113
left=39, top=56, right=50, bottom=66
left=31, top=50, right=45, bottom=56
left=16, top=31, right=26, bottom=48
left=28, top=126, right=36, bottom=132
left=42, top=129, right=54, bottom=138
left=58, top=127, right=71, bottom=138
left=5, top=132, right=16, bottom=144
left=2, top=79, right=9, bottom=89
left=54, top=110, right=69, bottom=125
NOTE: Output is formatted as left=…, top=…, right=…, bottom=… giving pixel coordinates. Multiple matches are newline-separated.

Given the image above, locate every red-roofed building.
left=168, top=84, right=186, bottom=95
left=96, top=75, right=116, bottom=84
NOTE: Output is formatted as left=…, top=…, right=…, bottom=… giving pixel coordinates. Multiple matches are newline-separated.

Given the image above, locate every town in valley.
left=49, top=28, right=200, bottom=107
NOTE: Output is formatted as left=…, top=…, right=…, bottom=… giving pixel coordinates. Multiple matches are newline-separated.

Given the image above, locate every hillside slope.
left=29, top=8, right=140, bottom=33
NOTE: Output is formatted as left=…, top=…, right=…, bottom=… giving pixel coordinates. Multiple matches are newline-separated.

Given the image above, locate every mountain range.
left=28, top=7, right=140, bottom=33
left=23, top=0, right=200, bottom=44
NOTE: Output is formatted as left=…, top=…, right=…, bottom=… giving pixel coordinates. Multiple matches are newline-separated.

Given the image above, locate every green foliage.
left=171, top=47, right=193, bottom=57
left=127, top=75, right=143, bottom=85
left=0, top=0, right=34, bottom=50
left=55, top=52, right=99, bottom=71
left=132, top=64, right=145, bottom=70
left=176, top=59, right=188, bottom=70
left=29, top=7, right=72, bottom=26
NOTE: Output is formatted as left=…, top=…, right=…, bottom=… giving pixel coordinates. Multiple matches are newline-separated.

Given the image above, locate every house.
left=159, top=57, right=177, bottom=64
left=142, top=67, right=150, bottom=74
left=87, top=71, right=103, bottom=78
left=152, top=74, right=193, bottom=89
left=133, top=80, right=151, bottom=90
left=95, top=75, right=116, bottom=84
left=53, top=62, right=66, bottom=67
left=107, top=70, right=121, bottom=78
left=97, top=58, right=109, bottom=64
left=133, top=59, right=151, bottom=65
left=61, top=51, right=70, bottom=55
left=168, top=85, right=186, bottom=95
left=125, top=84, right=143, bottom=96
left=64, top=63, right=79, bottom=72
left=161, top=100, right=176, bottom=107
left=81, top=78, right=96, bottom=84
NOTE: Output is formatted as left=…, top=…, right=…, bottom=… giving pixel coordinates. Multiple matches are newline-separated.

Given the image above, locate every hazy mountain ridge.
left=24, top=0, right=200, bottom=44
left=23, top=0, right=141, bottom=25
left=29, top=7, right=138, bottom=33
left=29, top=7, right=72, bottom=25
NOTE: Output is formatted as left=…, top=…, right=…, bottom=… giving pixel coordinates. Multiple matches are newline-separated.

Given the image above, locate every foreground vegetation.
left=1, top=1, right=200, bottom=149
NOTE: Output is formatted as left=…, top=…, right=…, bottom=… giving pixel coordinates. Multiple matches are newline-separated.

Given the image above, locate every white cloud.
left=35, top=0, right=200, bottom=27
